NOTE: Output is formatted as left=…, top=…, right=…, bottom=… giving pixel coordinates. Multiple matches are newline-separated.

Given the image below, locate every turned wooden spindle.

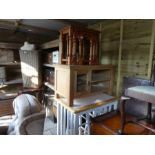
left=72, top=35, right=77, bottom=64
left=89, top=39, right=93, bottom=65
left=60, top=25, right=99, bottom=65
left=60, top=34, right=64, bottom=64
left=78, top=36, right=83, bottom=65
left=68, top=35, right=72, bottom=65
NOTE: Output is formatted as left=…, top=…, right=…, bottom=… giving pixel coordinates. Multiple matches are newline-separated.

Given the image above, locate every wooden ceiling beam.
left=51, top=19, right=87, bottom=27
left=0, top=29, right=55, bottom=44
left=0, top=42, right=22, bottom=49
left=0, top=20, right=59, bottom=36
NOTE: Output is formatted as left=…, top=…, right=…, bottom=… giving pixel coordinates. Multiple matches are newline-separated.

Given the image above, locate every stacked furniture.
left=60, top=25, right=99, bottom=65
left=53, top=26, right=118, bottom=135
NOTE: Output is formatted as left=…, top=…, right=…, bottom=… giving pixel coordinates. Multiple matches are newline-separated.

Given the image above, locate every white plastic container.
left=52, top=51, right=59, bottom=64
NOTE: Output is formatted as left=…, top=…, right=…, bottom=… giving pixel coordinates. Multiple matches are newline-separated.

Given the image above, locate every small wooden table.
left=120, top=86, right=155, bottom=134
left=55, top=93, right=118, bottom=135
left=0, top=86, right=43, bottom=116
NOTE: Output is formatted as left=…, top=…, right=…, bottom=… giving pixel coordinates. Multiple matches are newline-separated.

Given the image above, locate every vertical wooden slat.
left=79, top=115, right=82, bottom=135
left=89, top=39, right=93, bottom=65
left=148, top=20, right=155, bottom=79
left=68, top=35, right=72, bottom=65
left=99, top=23, right=102, bottom=64
left=72, top=35, right=77, bottom=64
left=66, top=35, right=69, bottom=64
left=70, top=112, right=73, bottom=134
left=57, top=103, right=61, bottom=135
left=63, top=107, right=67, bottom=134
left=78, top=37, right=83, bottom=64
left=60, top=105, right=63, bottom=135
left=116, top=19, right=124, bottom=97
left=59, top=35, right=63, bottom=64
left=86, top=114, right=90, bottom=135
left=92, top=42, right=95, bottom=64
left=73, top=114, right=76, bottom=135
left=66, top=110, right=70, bottom=134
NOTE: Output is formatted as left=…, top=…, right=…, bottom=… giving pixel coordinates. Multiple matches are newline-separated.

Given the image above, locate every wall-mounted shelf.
left=4, top=78, right=23, bottom=85
left=43, top=63, right=56, bottom=68
left=91, top=79, right=110, bottom=84
left=44, top=82, right=55, bottom=91
left=40, top=39, right=59, bottom=50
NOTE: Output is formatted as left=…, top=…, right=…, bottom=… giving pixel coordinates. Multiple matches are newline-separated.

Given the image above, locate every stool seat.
left=125, top=86, right=155, bottom=104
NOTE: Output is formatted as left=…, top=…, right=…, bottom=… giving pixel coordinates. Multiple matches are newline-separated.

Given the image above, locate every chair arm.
left=17, top=112, right=46, bottom=135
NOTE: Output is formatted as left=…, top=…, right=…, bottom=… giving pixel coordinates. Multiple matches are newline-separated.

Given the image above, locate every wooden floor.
left=91, top=112, right=155, bottom=135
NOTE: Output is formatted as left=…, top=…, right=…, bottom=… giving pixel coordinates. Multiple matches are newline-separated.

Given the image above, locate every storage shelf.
left=43, top=63, right=56, bottom=68
left=91, top=79, right=110, bottom=84
left=2, top=78, right=23, bottom=85
left=44, top=82, right=55, bottom=91
left=0, top=62, right=21, bottom=66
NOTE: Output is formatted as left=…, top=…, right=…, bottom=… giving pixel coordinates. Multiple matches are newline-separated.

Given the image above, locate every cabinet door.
left=91, top=69, right=112, bottom=94
left=74, top=70, right=91, bottom=97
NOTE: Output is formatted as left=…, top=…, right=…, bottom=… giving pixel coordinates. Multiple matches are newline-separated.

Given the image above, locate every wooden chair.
left=91, top=73, right=154, bottom=135
left=119, top=65, right=155, bottom=134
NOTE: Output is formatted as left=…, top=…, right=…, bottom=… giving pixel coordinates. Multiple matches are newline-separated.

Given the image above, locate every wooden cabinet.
left=60, top=26, right=99, bottom=65
left=55, top=65, right=114, bottom=106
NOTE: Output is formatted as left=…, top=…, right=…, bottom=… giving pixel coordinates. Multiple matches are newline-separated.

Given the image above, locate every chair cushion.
left=125, top=86, right=155, bottom=104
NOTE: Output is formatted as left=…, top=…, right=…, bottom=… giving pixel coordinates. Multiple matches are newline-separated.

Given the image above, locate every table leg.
left=147, top=102, right=152, bottom=123
left=118, top=97, right=128, bottom=134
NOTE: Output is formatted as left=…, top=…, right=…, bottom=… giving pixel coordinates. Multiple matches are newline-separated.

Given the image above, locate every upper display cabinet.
left=59, top=25, right=100, bottom=65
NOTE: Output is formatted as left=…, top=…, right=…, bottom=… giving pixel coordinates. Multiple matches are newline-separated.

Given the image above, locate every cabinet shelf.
left=0, top=62, right=21, bottom=67
left=4, top=78, right=23, bottom=85
left=44, top=82, right=55, bottom=91
left=43, top=63, right=56, bottom=68
left=91, top=79, right=110, bottom=84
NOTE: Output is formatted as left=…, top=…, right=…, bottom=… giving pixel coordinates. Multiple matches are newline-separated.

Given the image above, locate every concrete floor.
left=43, top=116, right=57, bottom=135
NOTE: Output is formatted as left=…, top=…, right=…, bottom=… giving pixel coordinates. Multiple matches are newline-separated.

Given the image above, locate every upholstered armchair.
left=1, top=94, right=46, bottom=135
left=17, top=112, right=45, bottom=135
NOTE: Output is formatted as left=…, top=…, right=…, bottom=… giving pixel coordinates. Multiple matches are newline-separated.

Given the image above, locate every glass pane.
left=92, top=70, right=110, bottom=81
left=77, top=74, right=87, bottom=92
left=91, top=81, right=110, bottom=93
